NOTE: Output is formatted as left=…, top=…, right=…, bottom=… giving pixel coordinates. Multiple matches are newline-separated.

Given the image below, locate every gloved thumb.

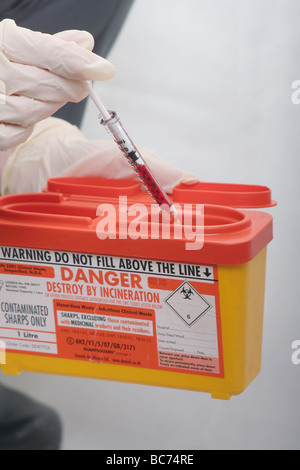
left=54, top=30, right=95, bottom=52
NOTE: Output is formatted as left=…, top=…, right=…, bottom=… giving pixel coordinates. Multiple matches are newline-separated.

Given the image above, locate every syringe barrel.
left=100, top=111, right=175, bottom=212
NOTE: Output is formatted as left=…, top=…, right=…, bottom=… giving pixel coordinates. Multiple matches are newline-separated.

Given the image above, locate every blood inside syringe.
left=101, top=111, right=177, bottom=217
left=135, top=162, right=174, bottom=209
left=81, top=82, right=177, bottom=219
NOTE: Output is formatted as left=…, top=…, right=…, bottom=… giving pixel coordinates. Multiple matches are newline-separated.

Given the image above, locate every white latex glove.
left=0, top=19, right=115, bottom=151
left=1, top=117, right=198, bottom=195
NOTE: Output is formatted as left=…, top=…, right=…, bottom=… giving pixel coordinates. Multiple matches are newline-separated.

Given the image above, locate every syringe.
left=82, top=81, right=177, bottom=218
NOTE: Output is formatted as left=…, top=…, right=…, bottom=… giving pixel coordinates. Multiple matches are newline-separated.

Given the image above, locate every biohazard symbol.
left=180, top=285, right=194, bottom=300
left=164, top=281, right=212, bottom=327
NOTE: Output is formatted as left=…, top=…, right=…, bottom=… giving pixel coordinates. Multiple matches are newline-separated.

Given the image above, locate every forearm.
left=0, top=117, right=198, bottom=195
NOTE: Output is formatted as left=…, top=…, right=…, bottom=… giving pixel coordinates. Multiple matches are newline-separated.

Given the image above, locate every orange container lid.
left=46, top=178, right=277, bottom=208
left=173, top=182, right=277, bottom=208
left=47, top=177, right=142, bottom=198
left=0, top=177, right=274, bottom=265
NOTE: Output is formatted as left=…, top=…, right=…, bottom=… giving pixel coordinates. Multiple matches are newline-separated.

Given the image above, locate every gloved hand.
left=1, top=117, right=199, bottom=195
left=0, top=19, right=115, bottom=151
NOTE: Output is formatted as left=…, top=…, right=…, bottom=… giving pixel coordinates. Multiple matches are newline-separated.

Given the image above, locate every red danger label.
left=0, top=247, right=224, bottom=378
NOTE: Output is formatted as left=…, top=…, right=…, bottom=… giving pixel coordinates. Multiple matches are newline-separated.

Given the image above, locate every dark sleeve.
left=0, top=0, right=135, bottom=127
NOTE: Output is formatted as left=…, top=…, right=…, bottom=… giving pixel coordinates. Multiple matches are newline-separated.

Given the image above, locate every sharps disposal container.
left=0, top=178, right=275, bottom=399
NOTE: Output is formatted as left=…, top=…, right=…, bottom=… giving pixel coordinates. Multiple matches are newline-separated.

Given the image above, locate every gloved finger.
left=1, top=58, right=87, bottom=103
left=133, top=146, right=199, bottom=193
left=59, top=144, right=199, bottom=194
left=54, top=30, right=95, bottom=52
left=0, top=19, right=116, bottom=81
left=0, top=122, right=34, bottom=152
left=0, top=94, right=69, bottom=127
